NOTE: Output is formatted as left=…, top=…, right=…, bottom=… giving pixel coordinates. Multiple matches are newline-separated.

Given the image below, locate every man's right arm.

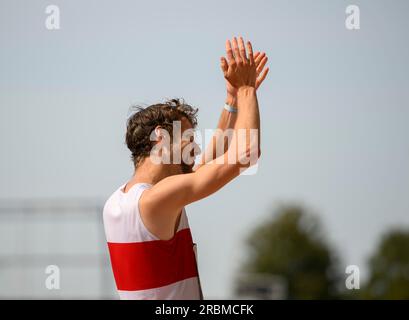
left=140, top=37, right=264, bottom=218
left=194, top=51, right=268, bottom=171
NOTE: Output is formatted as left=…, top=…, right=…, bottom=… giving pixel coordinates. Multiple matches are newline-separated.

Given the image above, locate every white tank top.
left=103, top=182, right=203, bottom=300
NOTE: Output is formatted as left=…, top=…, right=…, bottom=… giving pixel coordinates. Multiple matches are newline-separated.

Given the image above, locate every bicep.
left=142, top=155, right=241, bottom=214
left=187, top=159, right=240, bottom=204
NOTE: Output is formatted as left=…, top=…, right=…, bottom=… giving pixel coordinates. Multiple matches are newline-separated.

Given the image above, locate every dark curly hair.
left=126, top=98, right=198, bottom=168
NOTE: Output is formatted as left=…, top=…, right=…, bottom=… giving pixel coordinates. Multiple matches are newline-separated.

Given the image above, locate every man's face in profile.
left=179, top=117, right=199, bottom=174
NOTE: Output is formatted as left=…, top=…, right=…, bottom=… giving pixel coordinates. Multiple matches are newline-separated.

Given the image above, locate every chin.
left=181, top=164, right=194, bottom=174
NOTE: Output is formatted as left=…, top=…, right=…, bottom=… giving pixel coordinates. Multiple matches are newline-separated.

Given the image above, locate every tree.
left=361, top=229, right=409, bottom=299
left=240, top=204, right=341, bottom=299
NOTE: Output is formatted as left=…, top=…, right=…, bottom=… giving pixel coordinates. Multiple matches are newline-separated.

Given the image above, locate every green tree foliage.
left=361, top=229, right=409, bottom=299
left=243, top=205, right=340, bottom=299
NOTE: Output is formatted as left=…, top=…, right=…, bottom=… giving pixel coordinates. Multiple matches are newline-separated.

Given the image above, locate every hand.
left=220, top=37, right=258, bottom=90
left=224, top=51, right=269, bottom=98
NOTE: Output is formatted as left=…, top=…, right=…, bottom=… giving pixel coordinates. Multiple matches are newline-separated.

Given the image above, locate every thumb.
left=220, top=57, right=228, bottom=74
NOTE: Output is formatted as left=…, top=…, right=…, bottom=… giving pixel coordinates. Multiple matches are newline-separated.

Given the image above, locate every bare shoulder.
left=138, top=184, right=183, bottom=240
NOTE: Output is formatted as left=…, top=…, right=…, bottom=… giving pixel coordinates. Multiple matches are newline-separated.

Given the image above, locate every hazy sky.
left=1, top=0, right=409, bottom=298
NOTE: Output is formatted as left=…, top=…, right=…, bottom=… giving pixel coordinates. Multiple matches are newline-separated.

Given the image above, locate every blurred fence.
left=0, top=199, right=116, bottom=299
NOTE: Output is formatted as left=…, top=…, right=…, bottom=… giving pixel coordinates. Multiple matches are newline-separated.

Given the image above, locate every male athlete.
left=103, top=37, right=269, bottom=299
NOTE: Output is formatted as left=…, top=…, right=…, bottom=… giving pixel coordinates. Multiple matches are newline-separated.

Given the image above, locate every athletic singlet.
left=103, top=182, right=203, bottom=300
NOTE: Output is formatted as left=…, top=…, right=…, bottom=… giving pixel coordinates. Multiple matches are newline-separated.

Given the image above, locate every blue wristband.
left=224, top=103, right=238, bottom=113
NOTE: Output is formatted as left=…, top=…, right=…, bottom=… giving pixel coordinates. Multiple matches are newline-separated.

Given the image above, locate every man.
left=103, top=37, right=269, bottom=299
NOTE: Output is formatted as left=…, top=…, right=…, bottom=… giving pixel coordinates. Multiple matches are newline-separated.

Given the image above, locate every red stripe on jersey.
left=107, top=228, right=198, bottom=291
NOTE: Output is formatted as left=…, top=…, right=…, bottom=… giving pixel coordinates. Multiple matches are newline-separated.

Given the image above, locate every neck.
left=131, top=158, right=181, bottom=186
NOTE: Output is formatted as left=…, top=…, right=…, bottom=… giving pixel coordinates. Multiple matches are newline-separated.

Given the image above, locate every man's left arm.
left=194, top=51, right=268, bottom=171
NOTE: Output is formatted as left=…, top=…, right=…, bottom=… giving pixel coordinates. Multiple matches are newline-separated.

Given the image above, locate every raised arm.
left=140, top=37, right=268, bottom=223
left=195, top=49, right=269, bottom=170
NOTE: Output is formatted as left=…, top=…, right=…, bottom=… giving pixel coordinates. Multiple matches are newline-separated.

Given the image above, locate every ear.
left=154, top=126, right=162, bottom=141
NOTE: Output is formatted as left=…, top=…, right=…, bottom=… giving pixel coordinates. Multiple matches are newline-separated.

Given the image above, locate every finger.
left=256, top=56, right=268, bottom=74
left=220, top=57, right=228, bottom=73
left=254, top=52, right=266, bottom=67
left=225, top=40, right=234, bottom=64
left=254, top=51, right=260, bottom=60
left=256, top=67, right=269, bottom=89
left=246, top=40, right=254, bottom=64
left=232, top=37, right=241, bottom=63
left=238, top=37, right=248, bottom=62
